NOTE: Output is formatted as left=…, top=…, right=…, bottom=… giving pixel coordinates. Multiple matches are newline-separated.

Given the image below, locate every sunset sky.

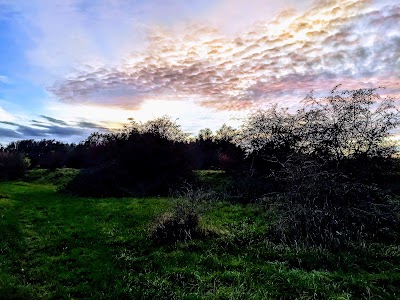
left=0, top=0, right=399, bottom=144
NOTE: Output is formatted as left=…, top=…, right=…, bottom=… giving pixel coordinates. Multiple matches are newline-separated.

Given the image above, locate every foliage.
left=190, top=124, right=243, bottom=171
left=0, top=150, right=29, bottom=180
left=2, top=87, right=400, bottom=250
left=235, top=87, right=400, bottom=247
left=140, top=115, right=189, bottom=142
left=237, top=87, right=400, bottom=163
left=149, top=198, right=202, bottom=243
left=214, top=124, right=237, bottom=143
left=236, top=105, right=298, bottom=157
left=63, top=118, right=193, bottom=197
left=6, top=139, right=73, bottom=169
left=298, top=87, right=400, bottom=159
left=264, top=157, right=400, bottom=249
left=149, top=184, right=217, bottom=243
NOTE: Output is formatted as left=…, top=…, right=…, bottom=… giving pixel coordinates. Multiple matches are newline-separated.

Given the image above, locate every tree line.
left=1, top=87, right=400, bottom=248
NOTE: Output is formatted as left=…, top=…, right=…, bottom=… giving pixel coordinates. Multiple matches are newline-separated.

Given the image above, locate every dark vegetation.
left=149, top=197, right=204, bottom=243
left=1, top=170, right=399, bottom=299
left=1, top=87, right=400, bottom=298
left=0, top=151, right=29, bottom=180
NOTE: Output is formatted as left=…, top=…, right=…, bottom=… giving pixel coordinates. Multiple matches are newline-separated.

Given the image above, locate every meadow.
left=1, top=169, right=399, bottom=299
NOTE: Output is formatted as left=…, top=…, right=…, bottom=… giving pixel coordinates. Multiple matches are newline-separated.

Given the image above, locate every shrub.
left=149, top=198, right=202, bottom=243
left=265, top=158, right=400, bottom=249
left=6, top=139, right=72, bottom=169
left=233, top=87, right=400, bottom=248
left=298, top=87, right=400, bottom=160
left=0, top=151, right=29, bottom=180
left=236, top=88, right=400, bottom=177
left=62, top=120, right=194, bottom=197
left=60, top=164, right=127, bottom=197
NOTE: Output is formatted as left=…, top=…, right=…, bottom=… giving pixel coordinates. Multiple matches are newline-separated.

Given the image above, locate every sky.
left=0, top=0, right=399, bottom=144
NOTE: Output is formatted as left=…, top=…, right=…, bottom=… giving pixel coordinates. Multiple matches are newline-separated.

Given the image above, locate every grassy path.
left=0, top=181, right=169, bottom=299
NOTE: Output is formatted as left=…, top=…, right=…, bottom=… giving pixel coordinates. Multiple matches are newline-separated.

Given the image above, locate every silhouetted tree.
left=6, top=139, right=72, bottom=169
left=214, top=124, right=243, bottom=172
left=298, top=87, right=399, bottom=161
left=141, top=115, right=189, bottom=142
left=0, top=149, right=29, bottom=180
left=237, top=87, right=400, bottom=248
left=191, top=128, right=218, bottom=169
left=63, top=117, right=193, bottom=197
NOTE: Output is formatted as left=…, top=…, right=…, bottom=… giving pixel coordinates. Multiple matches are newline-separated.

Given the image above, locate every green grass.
left=0, top=170, right=399, bottom=299
left=23, top=168, right=80, bottom=186
left=194, top=170, right=233, bottom=195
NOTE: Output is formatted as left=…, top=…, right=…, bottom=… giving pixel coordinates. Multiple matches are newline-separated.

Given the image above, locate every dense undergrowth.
left=0, top=169, right=399, bottom=299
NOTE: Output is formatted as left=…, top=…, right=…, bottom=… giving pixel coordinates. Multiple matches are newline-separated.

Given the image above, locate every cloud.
left=0, top=106, right=15, bottom=121
left=0, top=127, right=21, bottom=138
left=204, top=0, right=314, bottom=35
left=0, top=115, right=109, bottom=143
left=0, top=75, right=11, bottom=85
left=75, top=121, right=107, bottom=130
left=47, top=0, right=400, bottom=111
left=45, top=125, right=83, bottom=137
left=0, top=121, right=46, bottom=137
left=16, top=125, right=48, bottom=137
left=40, top=115, right=68, bottom=126
left=3, top=0, right=399, bottom=120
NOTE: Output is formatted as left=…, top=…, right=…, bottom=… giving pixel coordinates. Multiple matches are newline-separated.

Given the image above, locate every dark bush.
left=0, top=151, right=29, bottom=180
left=149, top=199, right=202, bottom=243
left=6, top=139, right=72, bottom=169
left=63, top=117, right=194, bottom=197
left=265, top=158, right=400, bottom=249
left=63, top=139, right=193, bottom=197
left=60, top=164, right=127, bottom=197
left=234, top=87, right=400, bottom=248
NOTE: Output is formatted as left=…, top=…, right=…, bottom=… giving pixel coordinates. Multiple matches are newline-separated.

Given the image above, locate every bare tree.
left=136, top=115, right=188, bottom=142
left=214, top=124, right=237, bottom=143
left=298, top=87, right=400, bottom=160
left=235, top=87, right=400, bottom=248
left=237, top=87, right=400, bottom=164
left=236, top=105, right=298, bottom=157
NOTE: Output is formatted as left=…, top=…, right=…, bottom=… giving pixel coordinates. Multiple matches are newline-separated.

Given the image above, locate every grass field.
left=1, top=169, right=399, bottom=299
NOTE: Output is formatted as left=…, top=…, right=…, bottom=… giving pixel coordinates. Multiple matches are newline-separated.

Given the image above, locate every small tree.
left=298, top=87, right=400, bottom=160
left=197, top=128, right=213, bottom=142
left=236, top=87, right=400, bottom=178
left=63, top=116, right=194, bottom=197
left=214, top=124, right=237, bottom=143
left=141, top=115, right=188, bottom=142
left=236, top=87, right=400, bottom=248
left=214, top=124, right=243, bottom=172
left=236, top=105, right=299, bottom=157
left=0, top=151, right=29, bottom=180
left=235, top=105, right=300, bottom=181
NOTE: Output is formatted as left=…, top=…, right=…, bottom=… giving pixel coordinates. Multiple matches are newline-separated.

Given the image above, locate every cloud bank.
left=0, top=115, right=108, bottom=143
left=49, top=0, right=400, bottom=111
left=1, top=0, right=399, bottom=145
